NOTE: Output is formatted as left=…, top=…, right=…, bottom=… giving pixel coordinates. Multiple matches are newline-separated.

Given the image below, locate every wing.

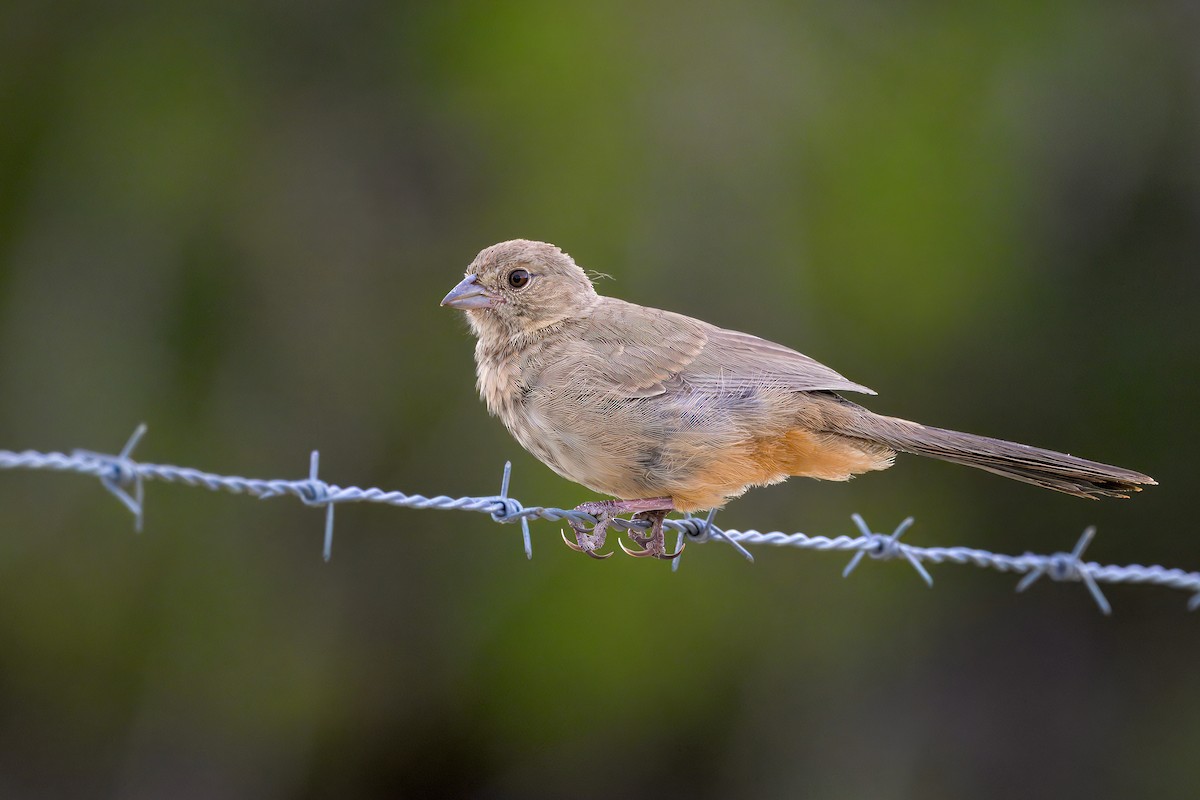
left=579, top=298, right=875, bottom=399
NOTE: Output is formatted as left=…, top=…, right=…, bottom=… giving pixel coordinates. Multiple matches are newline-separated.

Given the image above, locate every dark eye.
left=507, top=269, right=531, bottom=289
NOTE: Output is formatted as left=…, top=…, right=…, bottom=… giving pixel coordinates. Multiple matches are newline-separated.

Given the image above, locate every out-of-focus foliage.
left=0, top=1, right=1197, bottom=797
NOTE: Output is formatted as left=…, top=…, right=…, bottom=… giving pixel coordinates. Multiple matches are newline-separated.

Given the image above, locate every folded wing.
left=581, top=298, right=875, bottom=399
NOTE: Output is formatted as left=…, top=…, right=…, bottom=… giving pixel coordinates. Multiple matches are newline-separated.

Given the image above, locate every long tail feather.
left=841, top=413, right=1156, bottom=499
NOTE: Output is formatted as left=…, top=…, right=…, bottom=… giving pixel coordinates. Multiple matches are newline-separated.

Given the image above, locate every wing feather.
left=580, top=298, right=875, bottom=398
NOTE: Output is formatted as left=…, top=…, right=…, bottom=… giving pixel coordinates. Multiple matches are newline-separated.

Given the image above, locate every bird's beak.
left=440, top=274, right=495, bottom=310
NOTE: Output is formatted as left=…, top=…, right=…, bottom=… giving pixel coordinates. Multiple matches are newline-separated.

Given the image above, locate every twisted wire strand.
left=0, top=425, right=1195, bottom=614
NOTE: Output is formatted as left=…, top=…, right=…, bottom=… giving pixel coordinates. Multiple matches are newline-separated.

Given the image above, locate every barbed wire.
left=0, top=424, right=1194, bottom=615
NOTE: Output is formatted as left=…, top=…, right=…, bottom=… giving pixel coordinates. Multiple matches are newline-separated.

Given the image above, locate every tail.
left=837, top=412, right=1156, bottom=499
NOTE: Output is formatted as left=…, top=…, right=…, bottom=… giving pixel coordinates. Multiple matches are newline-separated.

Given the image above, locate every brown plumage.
left=442, top=239, right=1156, bottom=557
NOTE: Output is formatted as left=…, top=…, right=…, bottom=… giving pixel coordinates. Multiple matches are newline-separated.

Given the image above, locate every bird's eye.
left=507, top=269, right=531, bottom=289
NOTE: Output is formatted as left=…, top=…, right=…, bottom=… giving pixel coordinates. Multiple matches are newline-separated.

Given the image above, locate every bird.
left=441, top=239, right=1156, bottom=560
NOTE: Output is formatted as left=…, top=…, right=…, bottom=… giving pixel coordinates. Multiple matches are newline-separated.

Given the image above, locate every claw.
left=619, top=538, right=655, bottom=558
left=656, top=541, right=685, bottom=560
left=561, top=525, right=612, bottom=559
left=618, top=535, right=684, bottom=559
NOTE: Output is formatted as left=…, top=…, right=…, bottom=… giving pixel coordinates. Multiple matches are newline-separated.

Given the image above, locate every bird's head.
left=441, top=239, right=599, bottom=343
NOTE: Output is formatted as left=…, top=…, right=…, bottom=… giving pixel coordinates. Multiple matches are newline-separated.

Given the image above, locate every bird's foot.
left=619, top=508, right=685, bottom=560
left=560, top=498, right=677, bottom=561
left=562, top=501, right=620, bottom=559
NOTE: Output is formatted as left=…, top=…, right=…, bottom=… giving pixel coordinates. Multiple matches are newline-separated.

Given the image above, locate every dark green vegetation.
left=0, top=2, right=1196, bottom=797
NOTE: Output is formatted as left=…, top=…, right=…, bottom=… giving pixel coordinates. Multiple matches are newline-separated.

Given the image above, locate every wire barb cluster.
left=0, top=425, right=1195, bottom=614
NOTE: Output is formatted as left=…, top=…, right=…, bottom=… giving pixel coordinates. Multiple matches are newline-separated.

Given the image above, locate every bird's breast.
left=474, top=342, right=524, bottom=419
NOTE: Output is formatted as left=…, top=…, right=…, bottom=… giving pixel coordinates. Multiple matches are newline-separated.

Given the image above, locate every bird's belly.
left=502, top=403, right=653, bottom=497
left=500, top=393, right=755, bottom=504
left=501, top=390, right=895, bottom=512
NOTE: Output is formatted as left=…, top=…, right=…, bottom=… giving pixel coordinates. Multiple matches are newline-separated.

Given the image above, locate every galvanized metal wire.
left=1, top=424, right=1194, bottom=615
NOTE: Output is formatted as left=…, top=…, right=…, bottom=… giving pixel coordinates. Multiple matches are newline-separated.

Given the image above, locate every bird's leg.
left=562, top=498, right=674, bottom=561
left=619, top=508, right=684, bottom=560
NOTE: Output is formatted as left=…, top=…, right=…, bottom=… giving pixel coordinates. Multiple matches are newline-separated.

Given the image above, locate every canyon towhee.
left=442, top=240, right=1155, bottom=559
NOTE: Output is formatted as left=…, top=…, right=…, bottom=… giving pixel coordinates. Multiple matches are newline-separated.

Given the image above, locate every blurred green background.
left=1, top=1, right=1198, bottom=797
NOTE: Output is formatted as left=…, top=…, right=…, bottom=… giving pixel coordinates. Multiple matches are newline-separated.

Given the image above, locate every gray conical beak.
left=440, top=274, right=496, bottom=310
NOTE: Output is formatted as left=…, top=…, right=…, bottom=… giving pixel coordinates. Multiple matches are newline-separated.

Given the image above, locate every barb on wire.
left=1014, top=526, right=1111, bottom=614
left=842, top=514, right=931, bottom=587
left=72, top=423, right=148, bottom=533
left=0, top=425, right=1194, bottom=615
left=297, top=451, right=337, bottom=563
left=492, top=461, right=532, bottom=560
